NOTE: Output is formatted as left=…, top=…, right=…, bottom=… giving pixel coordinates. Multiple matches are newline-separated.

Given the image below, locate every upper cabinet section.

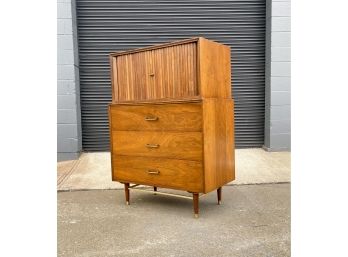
left=110, top=37, right=231, bottom=102
left=115, top=42, right=197, bottom=101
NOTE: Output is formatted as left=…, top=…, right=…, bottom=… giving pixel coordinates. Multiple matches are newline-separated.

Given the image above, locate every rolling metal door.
left=76, top=0, right=266, bottom=151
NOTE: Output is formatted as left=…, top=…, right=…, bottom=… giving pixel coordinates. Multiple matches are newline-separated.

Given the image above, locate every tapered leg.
left=217, top=187, right=222, bottom=205
left=193, top=193, right=199, bottom=218
left=154, top=186, right=157, bottom=195
left=124, top=183, right=130, bottom=205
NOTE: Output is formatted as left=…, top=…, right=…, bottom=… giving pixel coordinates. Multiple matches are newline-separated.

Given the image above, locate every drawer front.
left=113, top=131, right=202, bottom=161
left=113, top=156, right=203, bottom=192
left=109, top=103, right=202, bottom=131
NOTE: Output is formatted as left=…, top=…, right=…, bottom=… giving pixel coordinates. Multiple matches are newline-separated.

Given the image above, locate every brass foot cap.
left=126, top=201, right=129, bottom=205
left=194, top=214, right=199, bottom=218
left=218, top=200, right=222, bottom=205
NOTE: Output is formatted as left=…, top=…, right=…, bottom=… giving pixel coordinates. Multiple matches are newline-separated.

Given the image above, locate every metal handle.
left=147, top=169, right=160, bottom=175
left=144, top=115, right=158, bottom=121
left=146, top=144, right=160, bottom=148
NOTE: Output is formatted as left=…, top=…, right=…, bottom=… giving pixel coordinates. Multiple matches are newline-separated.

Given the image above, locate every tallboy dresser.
left=108, top=37, right=235, bottom=217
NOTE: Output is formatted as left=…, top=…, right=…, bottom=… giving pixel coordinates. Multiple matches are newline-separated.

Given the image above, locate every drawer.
left=113, top=156, right=203, bottom=192
left=112, top=131, right=202, bottom=161
left=109, top=102, right=202, bottom=131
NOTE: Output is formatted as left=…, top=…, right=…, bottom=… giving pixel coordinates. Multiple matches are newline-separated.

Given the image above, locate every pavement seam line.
left=57, top=158, right=82, bottom=189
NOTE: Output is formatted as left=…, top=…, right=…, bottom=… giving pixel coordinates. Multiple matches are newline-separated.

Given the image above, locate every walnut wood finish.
left=109, top=99, right=235, bottom=194
left=110, top=55, right=118, bottom=102
left=198, top=37, right=232, bottom=98
left=113, top=156, right=204, bottom=192
left=110, top=38, right=199, bottom=57
left=115, top=43, right=197, bottom=101
left=112, top=131, right=203, bottom=161
left=109, top=102, right=202, bottom=132
left=202, top=98, right=235, bottom=193
left=110, top=37, right=232, bottom=102
left=193, top=193, right=199, bottom=218
left=109, top=37, right=235, bottom=217
left=124, top=183, right=130, bottom=205
left=217, top=187, right=222, bottom=205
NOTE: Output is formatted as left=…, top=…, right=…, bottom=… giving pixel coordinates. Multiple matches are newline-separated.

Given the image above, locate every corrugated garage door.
left=76, top=0, right=266, bottom=151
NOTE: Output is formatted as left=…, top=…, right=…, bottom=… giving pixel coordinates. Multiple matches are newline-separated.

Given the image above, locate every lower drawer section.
left=113, top=155, right=203, bottom=192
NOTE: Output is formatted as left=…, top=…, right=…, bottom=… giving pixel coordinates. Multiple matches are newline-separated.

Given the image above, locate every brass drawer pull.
left=146, top=144, right=160, bottom=148
left=144, top=115, right=158, bottom=121
left=147, top=169, right=160, bottom=175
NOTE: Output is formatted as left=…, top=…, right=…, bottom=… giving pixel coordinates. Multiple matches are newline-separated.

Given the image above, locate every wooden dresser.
left=108, top=37, right=235, bottom=217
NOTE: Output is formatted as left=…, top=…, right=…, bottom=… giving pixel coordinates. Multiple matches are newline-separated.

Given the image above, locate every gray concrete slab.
left=58, top=184, right=290, bottom=257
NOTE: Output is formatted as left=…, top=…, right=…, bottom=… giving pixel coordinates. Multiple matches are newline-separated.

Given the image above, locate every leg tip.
left=194, top=214, right=199, bottom=218
left=126, top=201, right=129, bottom=205
left=218, top=200, right=222, bottom=205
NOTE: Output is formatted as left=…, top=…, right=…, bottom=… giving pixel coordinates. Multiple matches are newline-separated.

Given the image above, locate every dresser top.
left=110, top=37, right=212, bottom=57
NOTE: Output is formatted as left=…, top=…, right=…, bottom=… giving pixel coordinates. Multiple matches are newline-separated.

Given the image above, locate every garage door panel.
left=76, top=0, right=266, bottom=150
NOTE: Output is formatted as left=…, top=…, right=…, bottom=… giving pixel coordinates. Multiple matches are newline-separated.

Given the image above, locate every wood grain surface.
left=114, top=42, right=197, bottom=101
left=113, top=131, right=203, bottom=161
left=109, top=38, right=236, bottom=209
left=110, top=37, right=199, bottom=57
left=113, top=155, right=204, bottom=192
left=109, top=102, right=202, bottom=132
left=111, top=37, right=232, bottom=102
left=198, top=37, right=232, bottom=98
left=202, top=98, right=235, bottom=193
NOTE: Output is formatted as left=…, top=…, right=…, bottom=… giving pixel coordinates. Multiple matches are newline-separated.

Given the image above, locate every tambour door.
left=113, top=42, right=198, bottom=102
left=151, top=42, right=197, bottom=99
left=116, top=51, right=149, bottom=101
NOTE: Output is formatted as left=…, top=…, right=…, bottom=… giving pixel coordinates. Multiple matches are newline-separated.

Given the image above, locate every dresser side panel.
left=198, top=38, right=232, bottom=98
left=108, top=104, right=116, bottom=181
left=202, top=99, right=217, bottom=192
left=224, top=99, right=235, bottom=183
left=203, top=99, right=235, bottom=193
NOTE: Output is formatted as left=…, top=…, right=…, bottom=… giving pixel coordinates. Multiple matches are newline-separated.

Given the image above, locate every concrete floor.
left=58, top=184, right=290, bottom=257
left=58, top=149, right=291, bottom=191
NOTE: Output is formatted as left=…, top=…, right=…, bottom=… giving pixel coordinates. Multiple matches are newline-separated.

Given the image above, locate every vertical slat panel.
left=77, top=0, right=266, bottom=150
left=111, top=56, right=118, bottom=101
left=115, top=42, right=197, bottom=101
left=192, top=43, right=197, bottom=96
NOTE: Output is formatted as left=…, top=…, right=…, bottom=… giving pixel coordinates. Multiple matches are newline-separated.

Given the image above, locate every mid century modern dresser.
left=108, top=37, right=235, bottom=217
